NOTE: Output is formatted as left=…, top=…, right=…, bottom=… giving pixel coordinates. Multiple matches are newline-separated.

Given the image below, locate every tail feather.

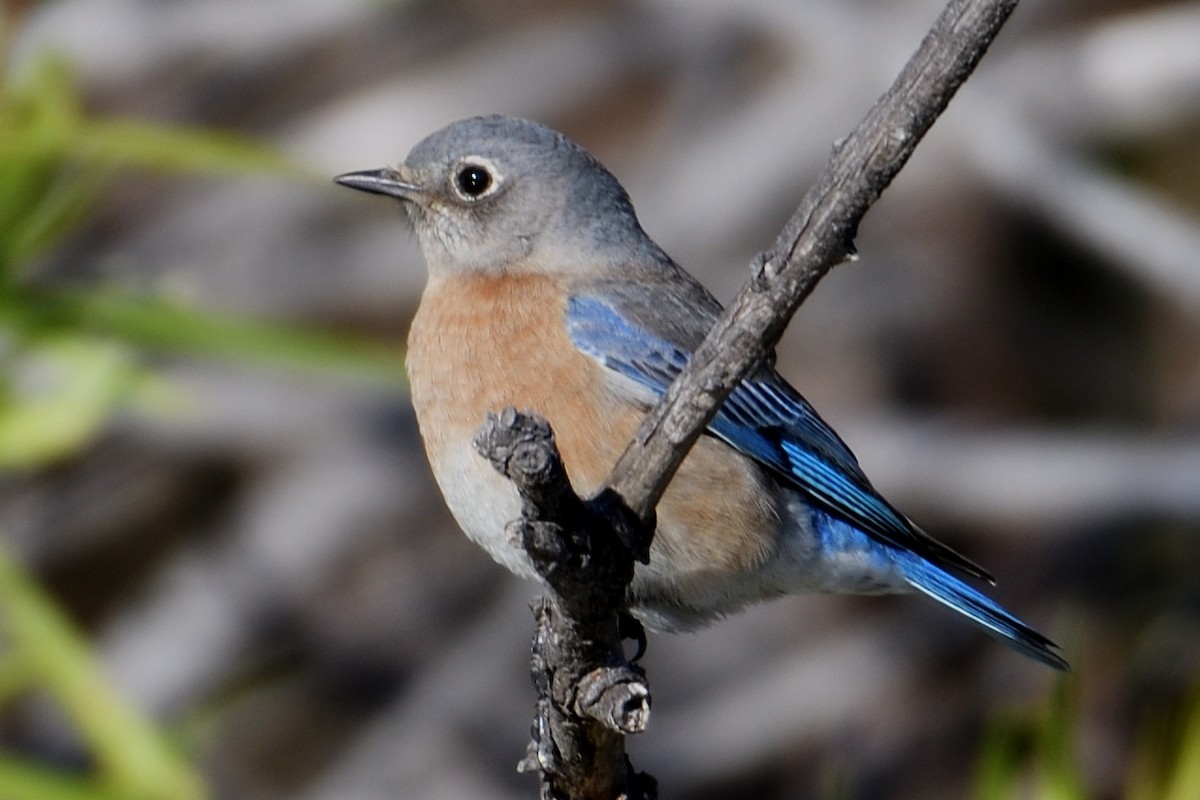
left=898, top=554, right=1070, bottom=671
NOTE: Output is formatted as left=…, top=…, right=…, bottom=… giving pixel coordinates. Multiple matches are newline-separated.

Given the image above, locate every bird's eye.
left=455, top=164, right=493, bottom=198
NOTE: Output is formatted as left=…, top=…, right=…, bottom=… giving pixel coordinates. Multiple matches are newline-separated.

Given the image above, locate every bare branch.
left=474, top=409, right=655, bottom=800
left=475, top=2, right=1024, bottom=797
left=606, top=0, right=1022, bottom=520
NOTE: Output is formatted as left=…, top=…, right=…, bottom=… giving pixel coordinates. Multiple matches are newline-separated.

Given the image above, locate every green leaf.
left=972, top=712, right=1029, bottom=800
left=0, top=337, right=142, bottom=469
left=0, top=650, right=35, bottom=707
left=0, top=756, right=125, bottom=800
left=0, top=547, right=208, bottom=799
left=1035, top=678, right=1088, bottom=800
left=1163, top=698, right=1200, bottom=800
left=0, top=56, right=89, bottom=271
left=1, top=56, right=301, bottom=180
left=1135, top=693, right=1200, bottom=800
left=0, top=161, right=108, bottom=269
left=0, top=54, right=310, bottom=271
left=0, top=286, right=408, bottom=385
left=76, top=119, right=310, bottom=179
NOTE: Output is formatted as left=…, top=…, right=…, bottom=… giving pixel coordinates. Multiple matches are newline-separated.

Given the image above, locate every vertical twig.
left=475, top=409, right=655, bottom=799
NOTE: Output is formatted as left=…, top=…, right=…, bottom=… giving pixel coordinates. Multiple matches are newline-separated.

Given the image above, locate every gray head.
left=335, top=115, right=666, bottom=277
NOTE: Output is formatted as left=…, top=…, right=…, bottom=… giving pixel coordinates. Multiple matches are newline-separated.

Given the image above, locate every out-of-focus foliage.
left=0, top=547, right=206, bottom=800
left=0, top=337, right=151, bottom=468
left=0, top=20, right=402, bottom=799
left=974, top=679, right=1200, bottom=800
left=0, top=55, right=404, bottom=469
left=1125, top=692, right=1200, bottom=800
left=0, top=57, right=300, bottom=272
left=973, top=680, right=1087, bottom=800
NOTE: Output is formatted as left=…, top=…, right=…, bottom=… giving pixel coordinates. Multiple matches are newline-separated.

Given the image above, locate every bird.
left=334, top=114, right=1068, bottom=671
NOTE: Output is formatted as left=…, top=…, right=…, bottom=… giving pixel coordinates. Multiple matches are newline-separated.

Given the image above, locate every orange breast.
left=406, top=271, right=778, bottom=579
left=407, top=272, right=624, bottom=492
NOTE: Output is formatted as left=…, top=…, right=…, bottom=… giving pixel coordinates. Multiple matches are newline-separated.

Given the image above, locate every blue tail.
left=897, top=553, right=1069, bottom=671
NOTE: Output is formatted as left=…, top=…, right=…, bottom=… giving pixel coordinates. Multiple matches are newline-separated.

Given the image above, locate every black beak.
left=333, top=169, right=419, bottom=200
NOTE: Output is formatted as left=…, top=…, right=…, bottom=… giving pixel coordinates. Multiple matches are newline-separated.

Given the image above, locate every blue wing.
left=567, top=291, right=1069, bottom=671
left=566, top=293, right=991, bottom=582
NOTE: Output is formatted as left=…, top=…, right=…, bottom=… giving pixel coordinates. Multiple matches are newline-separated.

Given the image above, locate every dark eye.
left=455, top=164, right=492, bottom=197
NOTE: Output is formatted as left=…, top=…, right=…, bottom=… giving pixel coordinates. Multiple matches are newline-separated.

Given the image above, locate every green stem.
left=0, top=286, right=408, bottom=384
left=0, top=546, right=207, bottom=800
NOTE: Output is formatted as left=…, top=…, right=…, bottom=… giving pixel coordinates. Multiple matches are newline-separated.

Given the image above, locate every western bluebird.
left=335, top=114, right=1068, bottom=671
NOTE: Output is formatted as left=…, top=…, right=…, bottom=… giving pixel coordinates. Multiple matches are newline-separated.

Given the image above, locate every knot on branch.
left=474, top=407, right=574, bottom=507
left=575, top=665, right=651, bottom=734
left=474, top=409, right=656, bottom=797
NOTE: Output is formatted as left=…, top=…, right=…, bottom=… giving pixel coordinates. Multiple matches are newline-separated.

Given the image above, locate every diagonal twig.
left=606, top=0, right=1022, bottom=520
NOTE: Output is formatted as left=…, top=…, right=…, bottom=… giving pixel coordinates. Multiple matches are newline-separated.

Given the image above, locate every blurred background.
left=2, top=0, right=1199, bottom=798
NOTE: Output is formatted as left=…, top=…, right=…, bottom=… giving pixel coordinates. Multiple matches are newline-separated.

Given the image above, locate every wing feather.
left=566, top=292, right=991, bottom=582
